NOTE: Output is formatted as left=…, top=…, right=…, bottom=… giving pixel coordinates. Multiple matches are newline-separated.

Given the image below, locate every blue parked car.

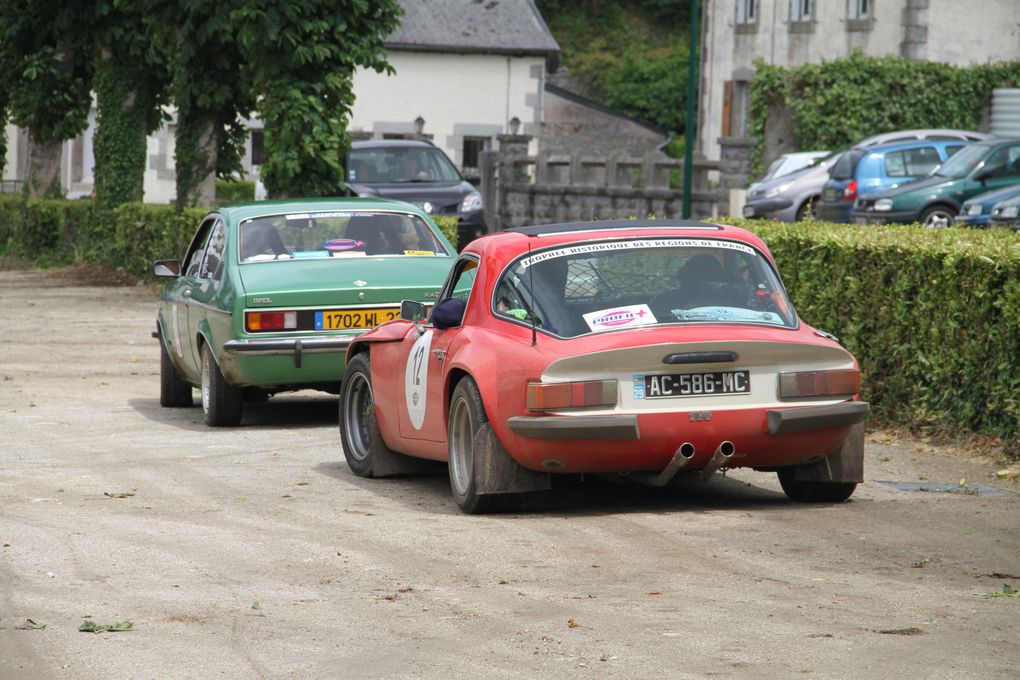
left=816, top=139, right=971, bottom=223
left=957, top=183, right=1020, bottom=227
left=989, top=193, right=1020, bottom=230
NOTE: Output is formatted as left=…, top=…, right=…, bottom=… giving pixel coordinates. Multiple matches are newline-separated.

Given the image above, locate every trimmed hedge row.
left=0, top=195, right=206, bottom=274
left=0, top=195, right=459, bottom=274
left=0, top=195, right=1015, bottom=452
left=735, top=219, right=1020, bottom=453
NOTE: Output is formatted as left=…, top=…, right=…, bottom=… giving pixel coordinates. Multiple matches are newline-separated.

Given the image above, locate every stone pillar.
left=717, top=137, right=757, bottom=190
left=496, top=133, right=532, bottom=228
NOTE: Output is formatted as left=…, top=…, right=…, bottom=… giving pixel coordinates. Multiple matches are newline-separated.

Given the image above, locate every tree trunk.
left=94, top=48, right=149, bottom=208
left=25, top=133, right=64, bottom=199
left=174, top=115, right=218, bottom=209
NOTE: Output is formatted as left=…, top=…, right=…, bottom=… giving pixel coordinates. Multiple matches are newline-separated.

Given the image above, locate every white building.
left=699, top=0, right=1020, bottom=167
left=2, top=0, right=559, bottom=202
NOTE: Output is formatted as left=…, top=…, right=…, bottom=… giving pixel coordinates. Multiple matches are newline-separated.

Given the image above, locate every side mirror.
left=154, top=259, right=181, bottom=277
left=400, top=300, right=427, bottom=322
left=974, top=169, right=990, bottom=183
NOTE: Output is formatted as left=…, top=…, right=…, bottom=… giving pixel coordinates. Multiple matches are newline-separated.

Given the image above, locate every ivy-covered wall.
left=748, top=53, right=1020, bottom=173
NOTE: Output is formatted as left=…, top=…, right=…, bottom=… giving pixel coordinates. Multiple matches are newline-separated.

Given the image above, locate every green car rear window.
left=238, top=211, right=450, bottom=263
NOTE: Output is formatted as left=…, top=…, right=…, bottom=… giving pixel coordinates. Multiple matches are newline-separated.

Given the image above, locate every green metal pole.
left=682, top=0, right=700, bottom=219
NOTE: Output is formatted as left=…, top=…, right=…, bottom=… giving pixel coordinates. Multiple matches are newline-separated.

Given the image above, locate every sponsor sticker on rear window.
left=582, top=304, right=657, bottom=332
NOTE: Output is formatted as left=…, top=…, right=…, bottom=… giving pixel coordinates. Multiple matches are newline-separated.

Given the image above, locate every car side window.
left=980, top=145, right=1020, bottom=178
left=429, top=258, right=479, bottom=329
left=885, top=152, right=907, bottom=177
left=183, top=218, right=216, bottom=278
left=904, top=146, right=940, bottom=176
left=199, top=220, right=226, bottom=280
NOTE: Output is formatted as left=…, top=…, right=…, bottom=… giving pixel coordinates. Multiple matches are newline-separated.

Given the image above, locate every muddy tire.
left=201, top=344, right=242, bottom=427
left=447, top=378, right=522, bottom=514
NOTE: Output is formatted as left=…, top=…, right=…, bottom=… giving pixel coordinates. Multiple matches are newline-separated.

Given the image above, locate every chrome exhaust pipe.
left=649, top=442, right=696, bottom=487
left=700, top=441, right=735, bottom=482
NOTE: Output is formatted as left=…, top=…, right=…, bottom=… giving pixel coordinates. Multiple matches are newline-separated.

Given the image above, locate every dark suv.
left=344, top=139, right=486, bottom=248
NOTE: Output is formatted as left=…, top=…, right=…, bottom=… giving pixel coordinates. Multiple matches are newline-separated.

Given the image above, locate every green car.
left=852, top=138, right=1020, bottom=227
left=154, top=198, right=455, bottom=426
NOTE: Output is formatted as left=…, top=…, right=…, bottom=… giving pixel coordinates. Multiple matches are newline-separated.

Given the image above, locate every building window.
left=790, top=0, right=812, bottom=22
left=250, top=130, right=265, bottom=166
left=736, top=0, right=756, bottom=24
left=847, top=0, right=873, bottom=31
left=848, top=0, right=871, bottom=19
left=461, top=137, right=489, bottom=178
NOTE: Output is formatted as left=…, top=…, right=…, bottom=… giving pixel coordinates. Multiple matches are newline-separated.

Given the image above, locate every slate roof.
left=388, top=0, right=560, bottom=57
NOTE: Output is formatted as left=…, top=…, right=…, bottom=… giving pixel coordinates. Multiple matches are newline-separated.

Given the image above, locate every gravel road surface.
left=1, top=268, right=1018, bottom=679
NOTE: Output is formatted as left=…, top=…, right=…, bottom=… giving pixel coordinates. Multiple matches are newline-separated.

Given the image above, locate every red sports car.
left=339, top=220, right=869, bottom=513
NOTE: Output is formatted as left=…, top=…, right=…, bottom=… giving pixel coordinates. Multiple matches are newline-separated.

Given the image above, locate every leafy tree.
left=0, top=1, right=93, bottom=198
left=234, top=1, right=402, bottom=198
left=126, top=0, right=255, bottom=208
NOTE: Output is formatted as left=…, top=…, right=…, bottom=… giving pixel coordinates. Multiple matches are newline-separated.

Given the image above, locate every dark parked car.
left=989, top=193, right=1020, bottom=230
left=853, top=139, right=1020, bottom=227
left=957, top=184, right=1020, bottom=227
left=344, top=139, right=486, bottom=247
left=817, top=139, right=969, bottom=223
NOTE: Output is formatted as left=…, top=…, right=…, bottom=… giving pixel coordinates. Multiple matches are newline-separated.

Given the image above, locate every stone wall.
left=486, top=134, right=725, bottom=230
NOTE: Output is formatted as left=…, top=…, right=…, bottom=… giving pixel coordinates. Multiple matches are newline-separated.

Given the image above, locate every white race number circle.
left=405, top=330, right=433, bottom=430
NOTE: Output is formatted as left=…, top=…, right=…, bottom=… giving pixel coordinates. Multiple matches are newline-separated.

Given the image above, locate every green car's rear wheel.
left=201, top=344, right=242, bottom=427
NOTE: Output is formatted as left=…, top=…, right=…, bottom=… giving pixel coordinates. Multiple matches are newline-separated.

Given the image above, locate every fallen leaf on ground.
left=79, top=620, right=133, bottom=633
left=876, top=627, right=924, bottom=636
left=103, top=492, right=135, bottom=499
left=984, top=584, right=1019, bottom=598
left=15, top=619, right=46, bottom=630
left=567, top=618, right=583, bottom=629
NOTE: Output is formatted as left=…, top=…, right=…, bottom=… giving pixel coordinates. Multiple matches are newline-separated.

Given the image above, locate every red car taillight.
left=842, top=180, right=858, bottom=202
left=527, top=379, right=618, bottom=411
left=246, top=310, right=297, bottom=332
left=779, top=369, right=860, bottom=399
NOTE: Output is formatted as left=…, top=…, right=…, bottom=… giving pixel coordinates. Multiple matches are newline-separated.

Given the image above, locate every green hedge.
left=733, top=219, right=1020, bottom=454
left=433, top=215, right=459, bottom=250
left=215, top=180, right=255, bottom=203
left=0, top=194, right=204, bottom=274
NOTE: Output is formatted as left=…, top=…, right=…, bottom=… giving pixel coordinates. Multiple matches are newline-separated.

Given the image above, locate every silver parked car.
left=743, top=129, right=994, bottom=222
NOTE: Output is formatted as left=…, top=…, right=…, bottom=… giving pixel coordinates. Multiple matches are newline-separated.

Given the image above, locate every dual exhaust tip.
left=650, top=440, right=734, bottom=486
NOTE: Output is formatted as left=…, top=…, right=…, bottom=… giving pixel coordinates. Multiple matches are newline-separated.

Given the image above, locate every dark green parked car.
left=154, top=198, right=455, bottom=426
left=852, top=138, right=1020, bottom=227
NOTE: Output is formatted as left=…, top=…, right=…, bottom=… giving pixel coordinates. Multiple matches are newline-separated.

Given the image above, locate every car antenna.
left=528, top=242, right=537, bottom=347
